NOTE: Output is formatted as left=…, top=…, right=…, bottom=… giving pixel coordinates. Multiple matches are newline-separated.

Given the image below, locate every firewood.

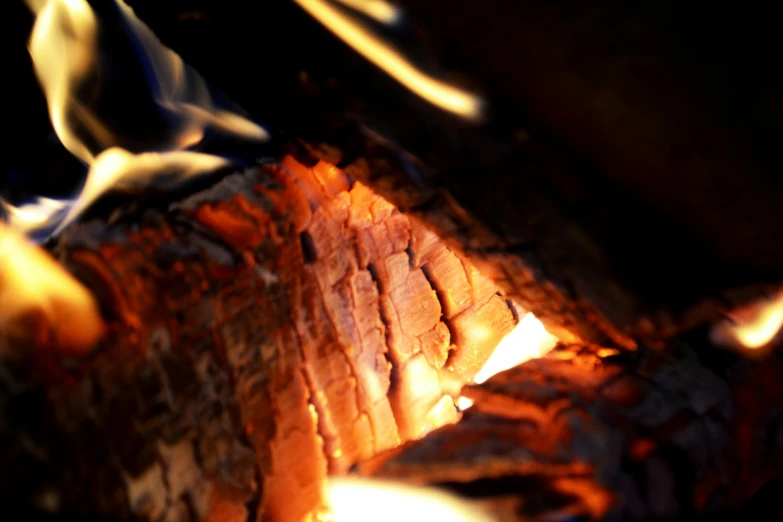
left=121, top=0, right=783, bottom=348
left=0, top=156, right=515, bottom=521
left=358, top=341, right=783, bottom=521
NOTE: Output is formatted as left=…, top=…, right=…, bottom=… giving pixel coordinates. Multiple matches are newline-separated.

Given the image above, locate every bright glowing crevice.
left=473, top=311, right=559, bottom=384
left=326, top=477, right=495, bottom=522
left=455, top=396, right=474, bottom=411
left=4, top=0, right=267, bottom=238
left=293, top=0, right=483, bottom=120
left=0, top=222, right=103, bottom=353
left=456, top=311, right=558, bottom=411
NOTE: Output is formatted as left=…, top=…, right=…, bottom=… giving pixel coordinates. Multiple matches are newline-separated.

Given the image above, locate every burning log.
left=4, top=5, right=527, bottom=518
left=5, top=2, right=782, bottom=521
left=2, top=156, right=781, bottom=522
left=359, top=341, right=783, bottom=521
left=0, top=156, right=518, bottom=521
left=122, top=0, right=783, bottom=348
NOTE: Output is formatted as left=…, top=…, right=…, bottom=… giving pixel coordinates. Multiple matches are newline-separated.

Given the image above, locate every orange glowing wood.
left=0, top=156, right=515, bottom=521
left=123, top=0, right=783, bottom=351
left=2, top=155, right=782, bottom=522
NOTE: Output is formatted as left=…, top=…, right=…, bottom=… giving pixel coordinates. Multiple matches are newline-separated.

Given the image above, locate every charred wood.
left=359, top=341, right=783, bottom=521
left=0, top=157, right=514, bottom=521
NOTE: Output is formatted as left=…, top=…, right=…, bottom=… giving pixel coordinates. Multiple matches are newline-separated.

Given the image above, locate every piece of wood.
left=0, top=157, right=515, bottom=521
left=118, top=0, right=783, bottom=348
left=359, top=339, right=783, bottom=521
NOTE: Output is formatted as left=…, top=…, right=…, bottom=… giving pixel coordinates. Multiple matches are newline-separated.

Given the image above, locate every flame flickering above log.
left=293, top=0, right=484, bottom=120
left=332, top=0, right=403, bottom=25
left=4, top=0, right=267, bottom=238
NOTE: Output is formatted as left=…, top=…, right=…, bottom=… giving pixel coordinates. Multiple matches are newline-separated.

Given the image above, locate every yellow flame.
left=293, top=0, right=483, bottom=120
left=334, top=0, right=402, bottom=25
left=326, top=477, right=495, bottom=522
left=726, top=292, right=783, bottom=349
left=8, top=0, right=267, bottom=236
left=62, top=148, right=229, bottom=235
left=28, top=0, right=99, bottom=163
left=734, top=303, right=783, bottom=348
left=28, top=0, right=267, bottom=161
left=0, top=222, right=103, bottom=354
left=472, top=312, right=558, bottom=384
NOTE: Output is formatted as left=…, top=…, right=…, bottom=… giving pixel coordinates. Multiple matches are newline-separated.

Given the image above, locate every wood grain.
left=0, top=157, right=514, bottom=521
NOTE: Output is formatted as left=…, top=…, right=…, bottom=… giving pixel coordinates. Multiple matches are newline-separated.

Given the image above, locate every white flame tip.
left=326, top=477, right=495, bottom=522
left=456, top=396, right=474, bottom=411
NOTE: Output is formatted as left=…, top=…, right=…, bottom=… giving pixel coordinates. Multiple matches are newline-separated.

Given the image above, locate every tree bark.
left=0, top=157, right=515, bottom=521
left=359, top=340, right=783, bottom=521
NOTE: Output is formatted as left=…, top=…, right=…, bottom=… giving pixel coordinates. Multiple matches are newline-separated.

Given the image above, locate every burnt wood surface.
left=2, top=156, right=781, bottom=522
left=0, top=157, right=516, bottom=521
left=111, top=0, right=783, bottom=348
left=359, top=340, right=783, bottom=522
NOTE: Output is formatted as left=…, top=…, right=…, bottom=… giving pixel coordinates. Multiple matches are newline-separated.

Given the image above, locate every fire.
left=326, top=477, right=495, bottom=522
left=333, top=0, right=402, bottom=25
left=473, top=311, right=559, bottom=384
left=711, top=290, right=783, bottom=350
left=455, top=396, right=474, bottom=411
left=0, top=222, right=103, bottom=354
left=293, top=0, right=483, bottom=120
left=4, top=0, right=267, bottom=238
left=455, top=311, right=558, bottom=410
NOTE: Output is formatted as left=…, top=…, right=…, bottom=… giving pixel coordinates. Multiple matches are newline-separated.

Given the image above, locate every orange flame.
left=293, top=0, right=483, bottom=120
left=711, top=290, right=783, bottom=350
left=0, top=222, right=103, bottom=354
left=334, top=0, right=402, bottom=25
left=326, top=477, right=495, bottom=522
left=4, top=0, right=267, bottom=237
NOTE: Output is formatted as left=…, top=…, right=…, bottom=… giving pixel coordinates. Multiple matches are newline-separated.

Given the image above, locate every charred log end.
left=358, top=341, right=783, bottom=520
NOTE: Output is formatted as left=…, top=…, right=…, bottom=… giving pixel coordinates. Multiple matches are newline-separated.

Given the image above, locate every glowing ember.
left=293, top=0, right=483, bottom=120
left=473, top=311, right=559, bottom=384
left=451, top=311, right=558, bottom=411
left=326, top=477, right=495, bottom=522
left=711, top=290, right=783, bottom=350
left=455, top=396, right=474, bottom=411
left=4, top=0, right=267, bottom=238
left=0, top=222, right=103, bottom=354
